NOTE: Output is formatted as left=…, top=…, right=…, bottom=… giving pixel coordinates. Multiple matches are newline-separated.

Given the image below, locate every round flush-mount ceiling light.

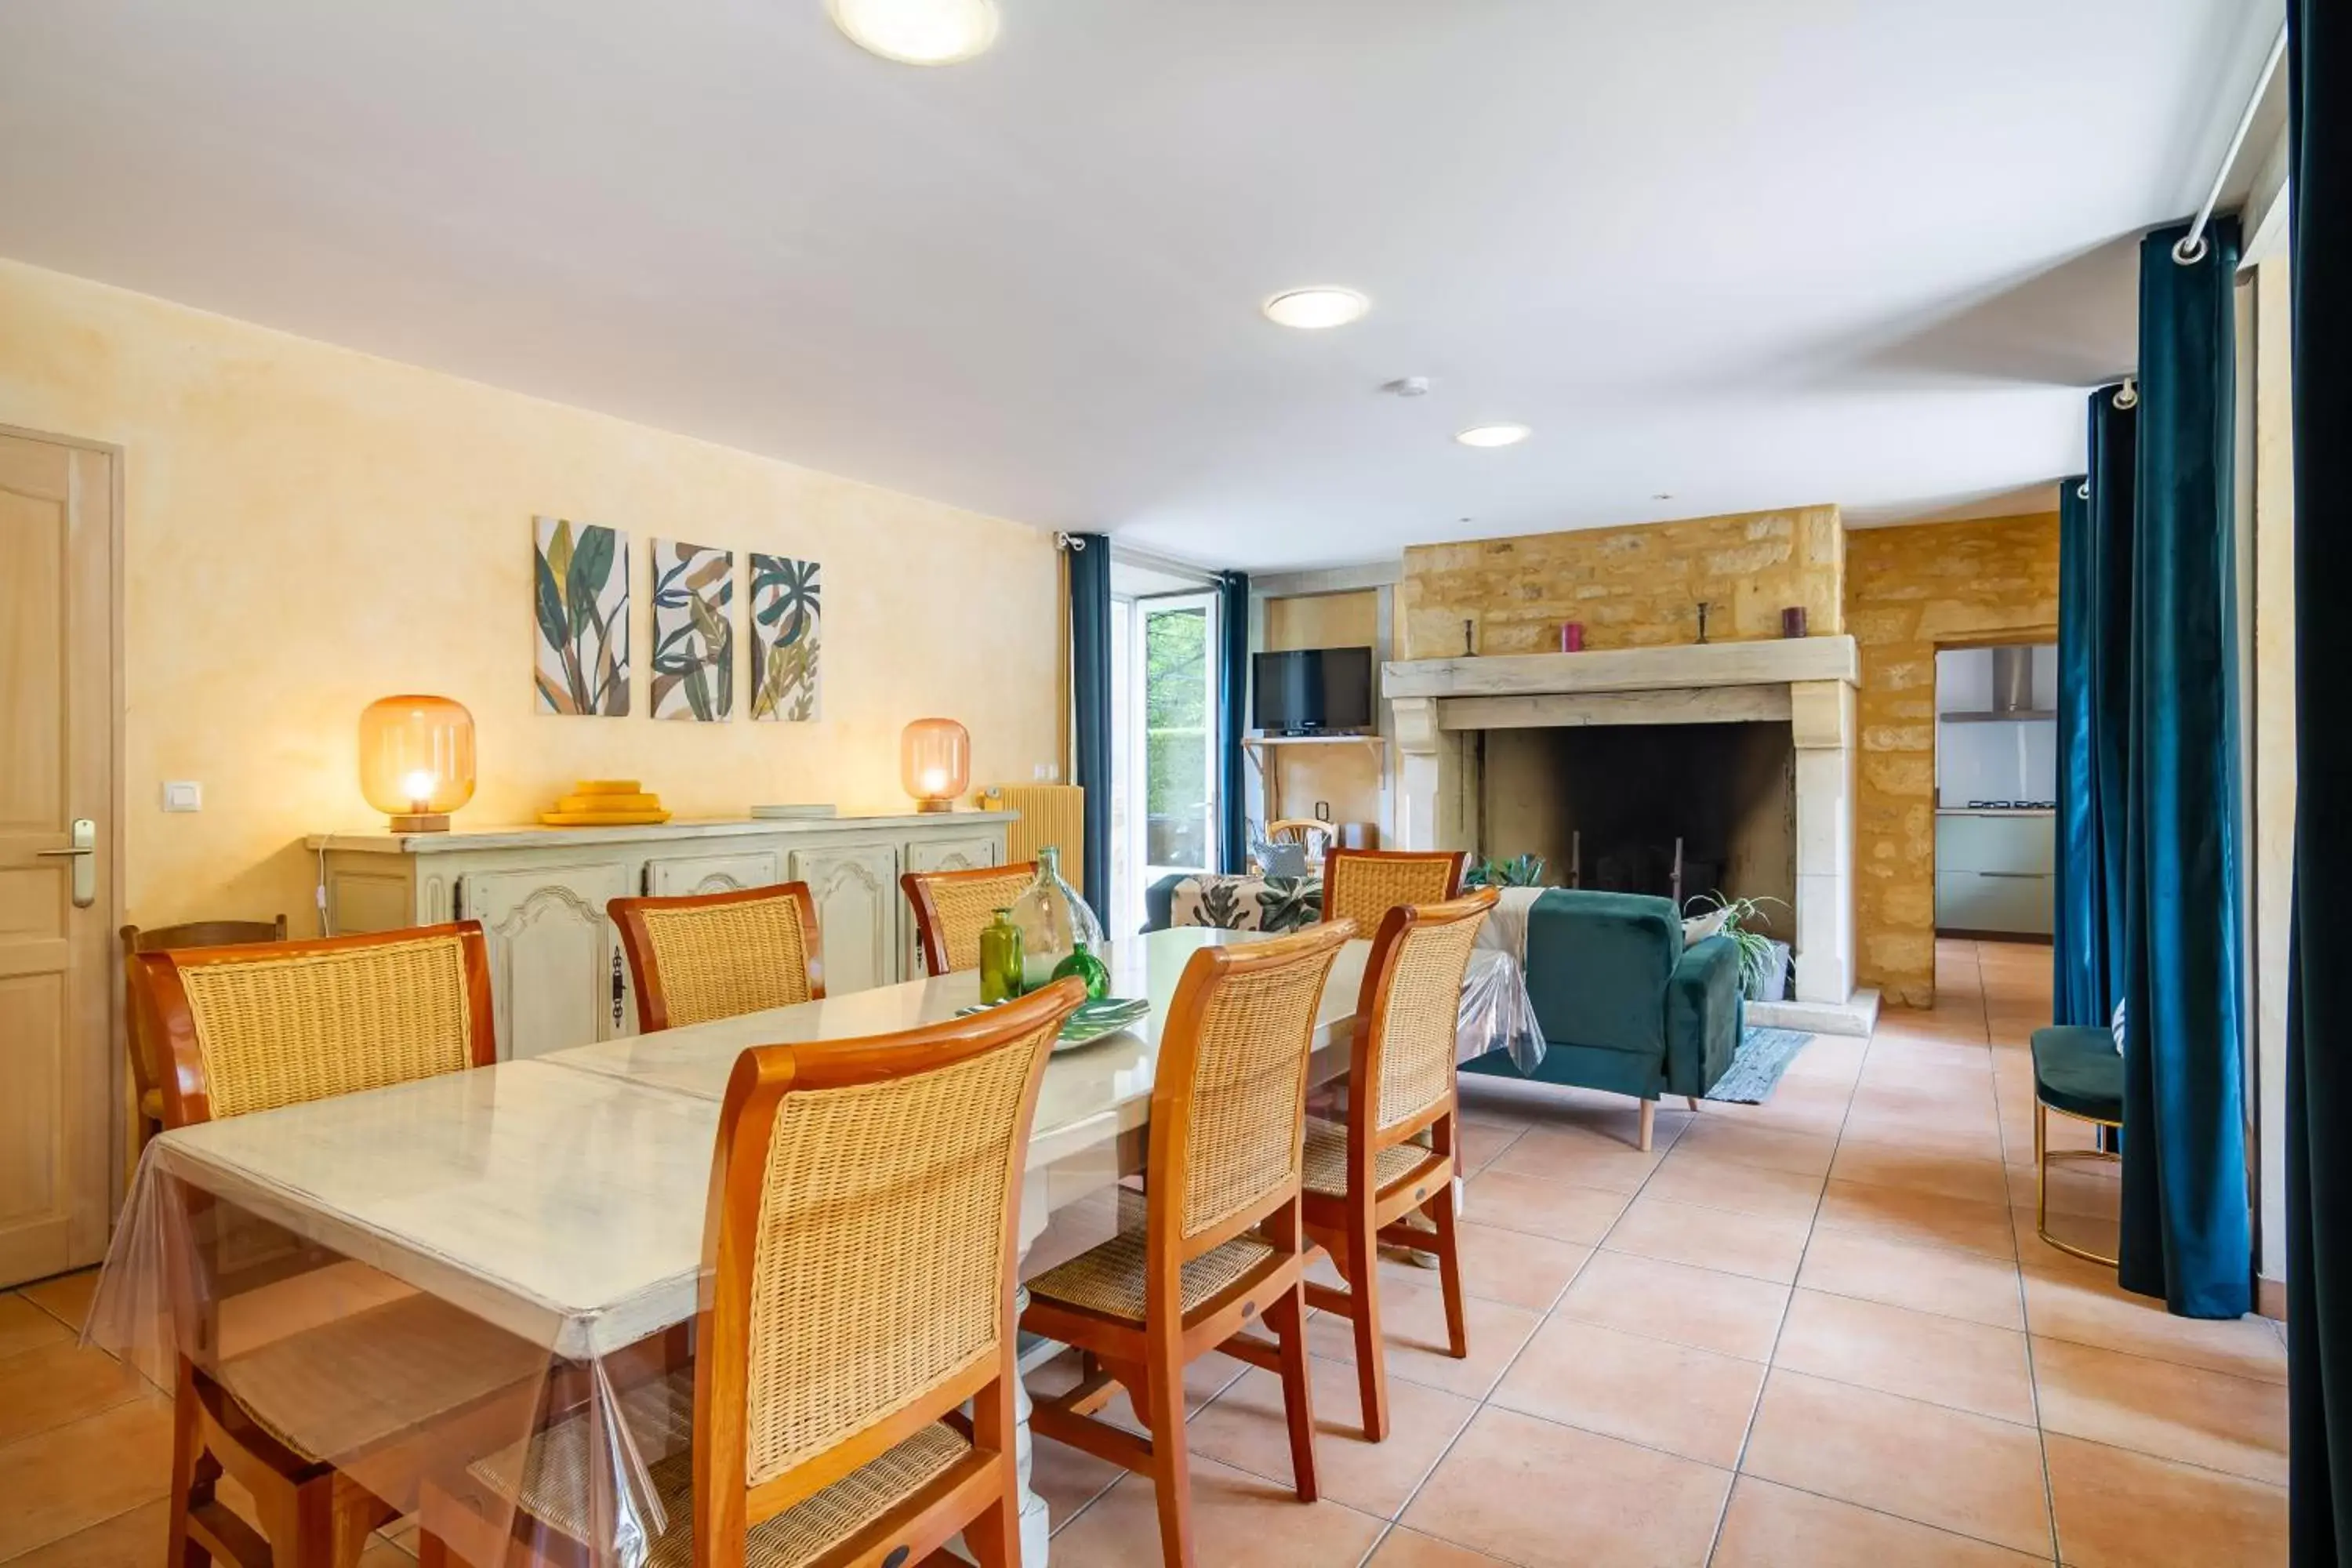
left=1455, top=423, right=1532, bottom=448
left=828, top=0, right=1000, bottom=65
left=1262, top=288, right=1370, bottom=329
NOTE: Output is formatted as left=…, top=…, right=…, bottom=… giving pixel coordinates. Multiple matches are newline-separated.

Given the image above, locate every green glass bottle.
left=978, top=909, right=1024, bottom=1004
left=1050, top=939, right=1110, bottom=1001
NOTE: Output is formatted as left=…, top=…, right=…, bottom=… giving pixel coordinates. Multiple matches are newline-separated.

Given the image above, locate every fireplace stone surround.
left=1385, top=637, right=1879, bottom=1036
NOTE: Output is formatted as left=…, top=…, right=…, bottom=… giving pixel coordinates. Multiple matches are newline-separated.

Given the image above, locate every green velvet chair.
left=2028, top=1025, right=2124, bottom=1265
left=1462, top=889, right=1744, bottom=1149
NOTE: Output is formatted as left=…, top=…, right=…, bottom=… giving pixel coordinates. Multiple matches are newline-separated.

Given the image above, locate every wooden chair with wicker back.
left=1261, top=818, right=1338, bottom=864
left=1301, top=889, right=1497, bottom=1441
left=1319, top=848, right=1468, bottom=936
left=1022, top=920, right=1354, bottom=1568
left=120, top=916, right=289, bottom=1157
left=608, top=882, right=825, bottom=1032
left=416, top=978, right=1090, bottom=1568
left=902, top=862, right=1036, bottom=975
left=132, top=922, right=510, bottom=1568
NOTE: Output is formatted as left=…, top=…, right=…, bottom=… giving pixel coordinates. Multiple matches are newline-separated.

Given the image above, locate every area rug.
left=1704, top=1025, right=1815, bottom=1104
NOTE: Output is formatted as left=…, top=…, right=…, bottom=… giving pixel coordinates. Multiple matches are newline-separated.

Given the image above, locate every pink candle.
left=1561, top=622, right=1585, bottom=652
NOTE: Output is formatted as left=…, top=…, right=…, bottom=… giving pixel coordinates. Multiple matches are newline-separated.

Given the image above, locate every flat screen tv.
left=1254, top=646, right=1373, bottom=735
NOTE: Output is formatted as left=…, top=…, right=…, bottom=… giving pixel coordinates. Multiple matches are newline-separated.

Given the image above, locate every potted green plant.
left=1462, top=853, right=1548, bottom=889
left=1683, top=891, right=1791, bottom=1000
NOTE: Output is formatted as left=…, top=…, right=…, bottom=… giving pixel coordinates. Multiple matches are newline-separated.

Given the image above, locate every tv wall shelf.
left=1242, top=734, right=1390, bottom=826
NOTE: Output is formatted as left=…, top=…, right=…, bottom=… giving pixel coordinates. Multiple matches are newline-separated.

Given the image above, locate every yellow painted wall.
left=2253, top=257, right=2296, bottom=1287
left=1262, top=590, right=1385, bottom=837
left=1398, top=505, right=1844, bottom=661
left=1846, top=513, right=2061, bottom=1005
left=0, top=259, right=1062, bottom=931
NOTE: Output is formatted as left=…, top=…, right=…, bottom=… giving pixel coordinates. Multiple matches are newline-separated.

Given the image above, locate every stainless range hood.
left=1942, top=645, right=2057, bottom=723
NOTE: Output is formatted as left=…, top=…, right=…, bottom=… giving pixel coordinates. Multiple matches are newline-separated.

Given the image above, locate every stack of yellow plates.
left=539, top=780, right=672, bottom=827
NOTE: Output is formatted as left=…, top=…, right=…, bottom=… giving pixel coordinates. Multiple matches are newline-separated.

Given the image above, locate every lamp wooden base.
left=390, top=812, right=452, bottom=832
left=913, top=799, right=956, bottom=813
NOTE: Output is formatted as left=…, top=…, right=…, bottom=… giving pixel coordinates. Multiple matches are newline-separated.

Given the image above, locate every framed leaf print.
left=651, top=541, right=734, bottom=721
left=750, top=554, right=822, bottom=722
left=534, top=517, right=630, bottom=716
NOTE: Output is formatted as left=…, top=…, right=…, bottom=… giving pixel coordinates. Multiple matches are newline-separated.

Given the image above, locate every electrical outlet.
left=162, top=781, right=202, bottom=812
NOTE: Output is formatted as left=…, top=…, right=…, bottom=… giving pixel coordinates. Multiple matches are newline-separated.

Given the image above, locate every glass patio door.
left=1109, top=588, right=1221, bottom=935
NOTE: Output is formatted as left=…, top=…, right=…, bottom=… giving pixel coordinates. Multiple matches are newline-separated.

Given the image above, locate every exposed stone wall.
left=1399, top=506, right=1844, bottom=661
left=1846, top=514, right=2061, bottom=1006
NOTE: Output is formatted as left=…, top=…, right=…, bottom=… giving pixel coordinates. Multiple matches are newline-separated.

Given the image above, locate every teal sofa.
left=1462, top=889, right=1744, bottom=1147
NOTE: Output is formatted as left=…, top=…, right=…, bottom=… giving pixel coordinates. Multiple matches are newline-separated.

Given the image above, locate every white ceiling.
left=0, top=1, right=2277, bottom=571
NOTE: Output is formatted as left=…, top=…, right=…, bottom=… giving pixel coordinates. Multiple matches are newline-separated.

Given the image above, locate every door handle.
left=38, top=818, right=96, bottom=907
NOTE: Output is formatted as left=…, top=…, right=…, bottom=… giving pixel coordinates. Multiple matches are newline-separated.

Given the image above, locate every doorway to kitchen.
left=1934, top=641, right=2059, bottom=940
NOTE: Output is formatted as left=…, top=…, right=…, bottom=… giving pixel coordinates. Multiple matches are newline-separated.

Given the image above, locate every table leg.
left=1013, top=1287, right=1051, bottom=1564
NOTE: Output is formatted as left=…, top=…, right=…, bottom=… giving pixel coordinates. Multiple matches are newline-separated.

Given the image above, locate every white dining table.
left=90, top=927, right=1374, bottom=1568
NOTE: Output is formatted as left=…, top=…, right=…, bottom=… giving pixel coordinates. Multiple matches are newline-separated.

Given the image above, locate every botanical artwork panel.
left=534, top=517, right=630, bottom=716
left=651, top=540, right=735, bottom=721
left=750, top=554, right=822, bottom=722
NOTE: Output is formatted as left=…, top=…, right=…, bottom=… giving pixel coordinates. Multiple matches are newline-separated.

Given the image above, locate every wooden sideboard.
left=306, top=813, right=1015, bottom=1060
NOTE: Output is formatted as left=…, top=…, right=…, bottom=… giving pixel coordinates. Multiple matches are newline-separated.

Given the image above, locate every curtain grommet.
left=2171, top=233, right=2209, bottom=266
left=2113, top=380, right=2139, bottom=410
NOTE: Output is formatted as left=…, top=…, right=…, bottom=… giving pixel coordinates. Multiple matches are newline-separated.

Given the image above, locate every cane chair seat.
left=1027, top=1225, right=1279, bottom=1324
left=1320, top=850, right=1468, bottom=938
left=467, top=1368, right=970, bottom=1568
left=902, top=864, right=1036, bottom=975
left=214, top=1291, right=543, bottom=1465
left=1300, top=1117, right=1441, bottom=1199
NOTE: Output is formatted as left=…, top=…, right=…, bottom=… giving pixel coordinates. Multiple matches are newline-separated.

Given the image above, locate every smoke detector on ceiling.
left=1383, top=377, right=1432, bottom=397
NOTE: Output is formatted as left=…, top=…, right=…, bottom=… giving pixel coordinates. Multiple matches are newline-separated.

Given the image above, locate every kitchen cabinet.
left=310, top=813, right=1013, bottom=1058
left=1934, top=811, right=2054, bottom=937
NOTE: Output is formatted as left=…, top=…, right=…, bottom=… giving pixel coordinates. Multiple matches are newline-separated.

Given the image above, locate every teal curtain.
left=2286, top=0, right=2352, bottom=1553
left=1067, top=535, right=1112, bottom=920
left=1217, top=572, right=1250, bottom=873
left=2116, top=217, right=2250, bottom=1319
left=2055, top=390, right=2138, bottom=1031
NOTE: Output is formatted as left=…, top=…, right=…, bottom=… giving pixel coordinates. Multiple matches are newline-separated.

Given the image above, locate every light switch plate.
left=163, top=781, right=202, bottom=812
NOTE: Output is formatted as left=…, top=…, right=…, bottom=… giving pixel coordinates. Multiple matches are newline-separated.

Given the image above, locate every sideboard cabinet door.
left=641, top=850, right=786, bottom=898
left=459, top=862, right=632, bottom=1058
left=789, top=844, right=899, bottom=996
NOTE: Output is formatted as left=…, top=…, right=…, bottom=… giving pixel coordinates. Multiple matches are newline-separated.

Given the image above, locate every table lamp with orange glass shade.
left=901, top=717, right=970, bottom=812
left=358, top=695, right=477, bottom=832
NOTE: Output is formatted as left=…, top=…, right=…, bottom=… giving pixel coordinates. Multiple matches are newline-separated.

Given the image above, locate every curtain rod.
left=2175, top=22, right=2287, bottom=265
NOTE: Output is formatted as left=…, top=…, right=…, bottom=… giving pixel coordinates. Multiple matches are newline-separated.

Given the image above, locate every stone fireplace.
left=1385, top=637, right=1876, bottom=1033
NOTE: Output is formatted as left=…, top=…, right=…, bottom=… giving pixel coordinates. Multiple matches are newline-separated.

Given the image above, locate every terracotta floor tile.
left=1828, top=1142, right=2012, bottom=1207
left=2005, top=1160, right=2122, bottom=1221
left=1711, top=1476, right=2050, bottom=1566
left=1773, top=1290, right=2035, bottom=1423
left=2044, top=1433, right=2288, bottom=1568
left=1401, top=1406, right=1731, bottom=1568
left=1816, top=1178, right=2018, bottom=1259
left=1033, top=1421, right=1125, bottom=1532
left=1486, top=1127, right=1664, bottom=1193
left=2014, top=1203, right=2120, bottom=1265
left=1781, top=1035, right=1868, bottom=1083
left=2029, top=1337, right=2288, bottom=1485
left=1305, top=1275, right=1541, bottom=1401
left=358, top=1541, right=417, bottom=1566
left=1666, top=1118, right=1837, bottom=1178
left=1363, top=1526, right=1522, bottom=1566
left=1795, top=1227, right=2024, bottom=1330
left=0, top=1339, right=150, bottom=1446
left=1182, top=1358, right=1476, bottom=1517
left=1838, top=1113, right=2010, bottom=1164
left=1454, top=1122, right=1523, bottom=1175
left=20, top=1269, right=100, bottom=1334
left=1641, top=1149, right=1825, bottom=1223
left=1700, top=1083, right=1853, bottom=1137
left=1044, top=1454, right=1385, bottom=1567
left=0, top=1293, right=75, bottom=1361
left=1602, top=1192, right=1811, bottom=1284
left=1460, top=1169, right=1628, bottom=1246
left=1490, top=1316, right=1765, bottom=1467
left=1443, top=1221, right=1591, bottom=1312
left=1740, top=1370, right=2052, bottom=1556
left=0, top=1393, right=177, bottom=1560
left=2016, top=1247, right=2286, bottom=1385
left=5, top=1498, right=172, bottom=1567
left=1553, top=1250, right=1789, bottom=1362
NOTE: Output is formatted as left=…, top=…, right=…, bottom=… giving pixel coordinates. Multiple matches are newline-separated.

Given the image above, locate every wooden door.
left=0, top=431, right=116, bottom=1287
left=459, top=862, right=632, bottom=1058
left=789, top=844, right=898, bottom=995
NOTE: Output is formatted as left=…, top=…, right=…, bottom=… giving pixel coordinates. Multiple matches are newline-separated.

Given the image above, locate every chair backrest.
left=1349, top=891, right=1497, bottom=1146
left=693, top=978, right=1087, bottom=1541
left=1150, top=923, right=1355, bottom=1253
left=120, top=916, right=289, bottom=1108
left=902, top=862, right=1035, bottom=976
left=608, top=883, right=825, bottom=1032
left=1265, top=818, right=1338, bottom=855
left=132, top=923, right=495, bottom=1125
left=1320, top=848, right=1468, bottom=935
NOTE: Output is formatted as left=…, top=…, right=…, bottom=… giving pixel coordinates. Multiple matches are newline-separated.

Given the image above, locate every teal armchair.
left=1461, top=889, right=1743, bottom=1149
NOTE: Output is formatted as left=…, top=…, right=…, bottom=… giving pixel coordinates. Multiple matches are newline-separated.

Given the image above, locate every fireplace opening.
left=1479, top=721, right=1795, bottom=919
